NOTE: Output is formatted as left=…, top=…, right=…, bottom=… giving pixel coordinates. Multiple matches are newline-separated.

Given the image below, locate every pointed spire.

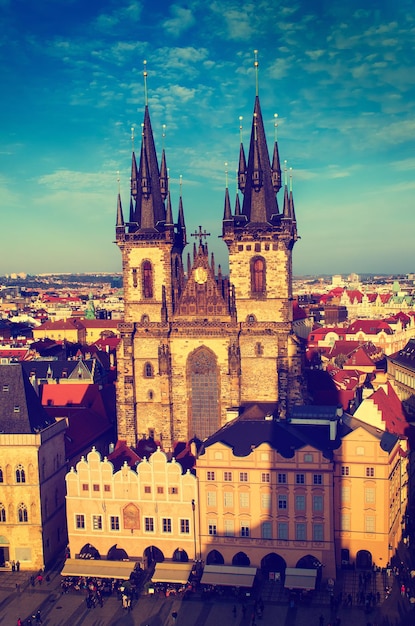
left=165, top=190, right=174, bottom=226
left=140, top=126, right=151, bottom=198
left=116, top=181, right=124, bottom=229
left=129, top=196, right=135, bottom=223
left=234, top=192, right=241, bottom=216
left=237, top=116, right=247, bottom=193
left=282, top=182, right=290, bottom=219
left=211, top=252, right=215, bottom=277
left=143, top=59, right=148, bottom=106
left=223, top=186, right=232, bottom=221
left=159, top=125, right=168, bottom=201
left=116, top=172, right=124, bottom=229
left=241, top=88, right=279, bottom=223
left=289, top=168, right=297, bottom=224
left=271, top=114, right=282, bottom=193
left=177, top=175, right=187, bottom=245
left=251, top=113, right=263, bottom=191
left=223, top=162, right=232, bottom=221
left=136, top=105, right=166, bottom=230
left=254, top=49, right=259, bottom=96
left=187, top=252, right=191, bottom=276
left=130, top=140, right=138, bottom=199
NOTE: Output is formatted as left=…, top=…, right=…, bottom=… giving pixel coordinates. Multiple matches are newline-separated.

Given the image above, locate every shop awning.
left=201, top=565, right=257, bottom=588
left=152, top=562, right=193, bottom=584
left=284, top=568, right=317, bottom=590
left=61, top=558, right=138, bottom=580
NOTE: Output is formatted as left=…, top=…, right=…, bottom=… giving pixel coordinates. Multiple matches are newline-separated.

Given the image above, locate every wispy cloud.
left=162, top=4, right=196, bottom=37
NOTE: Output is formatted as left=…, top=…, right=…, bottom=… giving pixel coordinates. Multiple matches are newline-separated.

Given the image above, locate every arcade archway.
left=173, top=548, right=189, bottom=562
left=79, top=543, right=101, bottom=559
left=144, top=546, right=164, bottom=565
left=206, top=549, right=224, bottom=565
left=356, top=550, right=372, bottom=570
left=261, top=552, right=287, bottom=582
left=296, top=554, right=322, bottom=585
left=232, top=551, right=250, bottom=567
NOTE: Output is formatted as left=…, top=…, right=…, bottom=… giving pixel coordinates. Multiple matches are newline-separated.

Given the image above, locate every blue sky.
left=1, top=0, right=414, bottom=276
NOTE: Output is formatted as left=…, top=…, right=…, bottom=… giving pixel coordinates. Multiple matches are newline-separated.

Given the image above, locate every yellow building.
left=32, top=318, right=86, bottom=344
left=0, top=365, right=68, bottom=570
left=196, top=405, right=338, bottom=581
left=65, top=447, right=198, bottom=566
left=333, top=414, right=407, bottom=569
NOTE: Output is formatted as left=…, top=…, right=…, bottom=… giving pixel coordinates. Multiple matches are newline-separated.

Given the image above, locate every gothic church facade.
left=115, top=76, right=304, bottom=450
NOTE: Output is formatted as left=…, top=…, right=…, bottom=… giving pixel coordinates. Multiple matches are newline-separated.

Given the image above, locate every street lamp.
left=191, top=499, right=197, bottom=561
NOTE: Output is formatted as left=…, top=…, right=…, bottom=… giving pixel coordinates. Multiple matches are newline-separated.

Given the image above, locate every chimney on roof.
left=226, top=407, right=240, bottom=422
left=330, top=406, right=343, bottom=440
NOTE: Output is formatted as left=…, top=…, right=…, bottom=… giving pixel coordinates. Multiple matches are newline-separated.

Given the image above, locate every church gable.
left=175, top=244, right=230, bottom=318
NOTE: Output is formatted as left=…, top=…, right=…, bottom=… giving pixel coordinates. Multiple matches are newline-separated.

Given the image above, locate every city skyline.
left=1, top=0, right=414, bottom=276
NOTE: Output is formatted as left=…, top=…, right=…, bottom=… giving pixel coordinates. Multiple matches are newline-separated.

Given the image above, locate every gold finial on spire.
left=239, top=116, right=243, bottom=143
left=131, top=126, right=135, bottom=151
left=289, top=167, right=293, bottom=193
left=274, top=114, right=278, bottom=141
left=225, top=162, right=228, bottom=189
left=179, top=174, right=183, bottom=196
left=143, top=59, right=148, bottom=106
left=284, top=159, right=288, bottom=186
left=141, top=122, right=144, bottom=136
left=117, top=170, right=121, bottom=193
left=254, top=49, right=259, bottom=96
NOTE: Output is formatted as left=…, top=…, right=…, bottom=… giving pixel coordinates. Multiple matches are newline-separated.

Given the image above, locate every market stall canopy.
left=284, top=568, right=317, bottom=590
left=201, top=565, right=257, bottom=587
left=152, top=562, right=193, bottom=584
left=61, top=558, right=138, bottom=580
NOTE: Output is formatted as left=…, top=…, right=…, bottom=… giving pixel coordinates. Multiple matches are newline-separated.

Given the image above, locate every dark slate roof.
left=22, top=359, right=95, bottom=381
left=0, top=364, right=53, bottom=434
left=199, top=403, right=342, bottom=460
left=388, top=339, right=415, bottom=370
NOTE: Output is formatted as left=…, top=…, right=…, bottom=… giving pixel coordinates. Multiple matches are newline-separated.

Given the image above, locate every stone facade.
left=115, top=84, right=305, bottom=449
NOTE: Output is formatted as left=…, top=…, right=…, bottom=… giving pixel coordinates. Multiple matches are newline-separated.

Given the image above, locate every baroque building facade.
left=0, top=365, right=68, bottom=570
left=115, top=74, right=304, bottom=449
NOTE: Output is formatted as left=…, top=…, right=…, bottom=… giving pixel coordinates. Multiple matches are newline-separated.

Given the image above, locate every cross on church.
left=191, top=225, right=210, bottom=246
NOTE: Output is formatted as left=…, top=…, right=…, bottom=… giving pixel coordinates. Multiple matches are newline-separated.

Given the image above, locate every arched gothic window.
left=188, top=348, right=219, bottom=440
left=0, top=467, right=3, bottom=483
left=0, top=503, right=6, bottom=522
left=251, top=256, right=266, bottom=295
left=142, top=261, right=153, bottom=299
left=18, top=503, right=28, bottom=523
left=144, top=362, right=153, bottom=378
left=16, top=465, right=25, bottom=483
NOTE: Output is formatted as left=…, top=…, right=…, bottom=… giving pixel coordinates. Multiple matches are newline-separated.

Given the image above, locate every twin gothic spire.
left=116, top=65, right=297, bottom=247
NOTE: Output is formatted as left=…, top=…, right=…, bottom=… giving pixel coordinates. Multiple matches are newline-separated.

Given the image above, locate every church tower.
left=115, top=60, right=304, bottom=450
left=222, top=55, right=303, bottom=418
